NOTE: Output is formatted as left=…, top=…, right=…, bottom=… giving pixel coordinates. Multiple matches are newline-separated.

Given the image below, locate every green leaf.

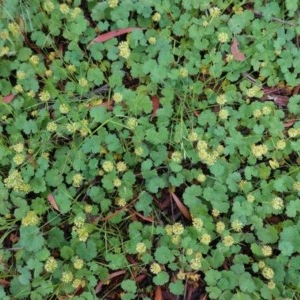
left=146, top=176, right=167, bottom=193
left=278, top=241, right=294, bottom=256
left=45, top=169, right=64, bottom=187
left=19, top=226, right=45, bottom=252
left=183, top=185, right=202, bottom=208
left=288, top=95, right=300, bottom=114
left=256, top=225, right=278, bottom=244
left=135, top=192, right=153, bottom=216
left=60, top=246, right=74, bottom=260
left=17, top=48, right=32, bottom=61
left=208, top=249, right=225, bottom=268
left=52, top=187, right=72, bottom=214
left=286, top=199, right=300, bottom=217
left=285, top=0, right=298, bottom=17
left=76, top=240, right=97, bottom=261
left=17, top=266, right=31, bottom=285
left=9, top=277, right=31, bottom=299
left=239, top=272, right=256, bottom=293
left=154, top=246, right=175, bottom=264
left=228, top=11, right=253, bottom=34
left=121, top=280, right=137, bottom=293
left=169, top=280, right=185, bottom=295
left=206, top=286, right=222, bottom=299
left=90, top=106, right=111, bottom=123
left=153, top=271, right=169, bottom=286
left=145, top=127, right=169, bottom=145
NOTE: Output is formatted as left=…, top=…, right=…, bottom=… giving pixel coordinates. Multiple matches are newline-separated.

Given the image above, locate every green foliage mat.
left=0, top=0, right=300, bottom=299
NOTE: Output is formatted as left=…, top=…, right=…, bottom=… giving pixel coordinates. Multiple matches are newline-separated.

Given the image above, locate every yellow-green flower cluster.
left=61, top=271, right=73, bottom=283
left=218, top=32, right=229, bottom=43
left=39, top=90, right=51, bottom=102
left=14, top=84, right=23, bottom=93
left=216, top=94, right=227, bottom=105
left=8, top=22, right=20, bottom=37
left=222, top=235, right=234, bottom=247
left=190, top=253, right=202, bottom=270
left=197, top=140, right=222, bottom=166
left=136, top=242, right=147, bottom=254
left=113, top=92, right=123, bottom=103
left=45, top=256, right=58, bottom=273
left=211, top=208, right=220, bottom=217
left=262, top=245, right=272, bottom=257
left=231, top=219, right=244, bottom=232
left=113, top=178, right=122, bottom=187
left=197, top=140, right=223, bottom=165
left=127, top=117, right=138, bottom=129
left=12, top=143, right=24, bottom=153
left=172, top=222, right=184, bottom=235
left=72, top=173, right=84, bottom=187
left=192, top=217, right=203, bottom=231
left=44, top=69, right=53, bottom=78
left=0, top=46, right=10, bottom=57
left=171, top=151, right=182, bottom=163
left=72, top=216, right=89, bottom=242
left=0, top=30, right=9, bottom=40
left=16, top=70, right=26, bottom=80
left=107, top=0, right=118, bottom=8
left=188, top=131, right=198, bottom=142
left=59, top=103, right=70, bottom=114
left=73, top=256, right=84, bottom=270
left=293, top=182, right=300, bottom=191
left=84, top=204, right=93, bottom=213
left=46, top=122, right=57, bottom=132
left=268, top=280, right=276, bottom=290
left=118, top=41, right=131, bottom=59
left=165, top=224, right=173, bottom=235
left=251, top=143, right=268, bottom=159
left=271, top=196, right=284, bottom=210
left=21, top=211, right=39, bottom=226
left=116, top=161, right=127, bottom=172
left=276, top=139, right=286, bottom=150
left=115, top=197, right=126, bottom=207
left=78, top=78, right=88, bottom=88
left=134, top=146, right=144, bottom=156
left=258, top=260, right=265, bottom=269
left=209, top=7, right=221, bottom=17
left=13, top=154, right=25, bottom=165
left=67, top=64, right=76, bottom=74
left=102, top=160, right=114, bottom=172
left=269, top=159, right=279, bottom=169
left=262, top=106, right=272, bottom=115
left=43, top=1, right=55, bottom=13
left=216, top=221, right=225, bottom=234
left=246, top=86, right=261, bottom=98
left=246, top=194, right=255, bottom=203
left=148, top=37, right=156, bottom=45
left=150, top=262, right=161, bottom=274
left=29, top=55, right=39, bottom=66
left=4, top=170, right=31, bottom=193
left=59, top=4, right=70, bottom=15
left=288, top=127, right=300, bottom=138
left=152, top=12, right=161, bottom=22
left=196, top=173, right=206, bottom=183
left=66, top=122, right=80, bottom=133
left=179, top=67, right=188, bottom=78
left=262, top=266, right=274, bottom=280
left=200, top=233, right=211, bottom=245
left=219, top=108, right=229, bottom=120
left=72, top=278, right=86, bottom=289
left=71, top=7, right=82, bottom=19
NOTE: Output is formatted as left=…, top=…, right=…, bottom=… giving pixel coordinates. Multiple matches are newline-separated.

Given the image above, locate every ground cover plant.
left=0, top=0, right=300, bottom=299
